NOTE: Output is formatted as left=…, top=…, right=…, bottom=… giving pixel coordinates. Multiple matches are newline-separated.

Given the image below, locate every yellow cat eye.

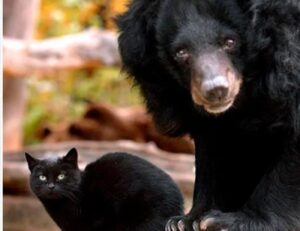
left=39, top=175, right=47, bottom=181
left=57, top=174, right=65, bottom=181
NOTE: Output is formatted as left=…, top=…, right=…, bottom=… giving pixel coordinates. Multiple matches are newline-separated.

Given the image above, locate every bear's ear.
left=25, top=153, right=40, bottom=172
left=63, top=148, right=78, bottom=168
left=117, top=0, right=160, bottom=74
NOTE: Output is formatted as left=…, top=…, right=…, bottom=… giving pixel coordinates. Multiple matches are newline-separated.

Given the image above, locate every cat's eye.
left=57, top=174, right=65, bottom=181
left=39, top=175, right=47, bottom=181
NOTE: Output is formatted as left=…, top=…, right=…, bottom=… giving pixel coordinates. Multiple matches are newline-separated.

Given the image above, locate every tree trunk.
left=3, top=0, right=40, bottom=151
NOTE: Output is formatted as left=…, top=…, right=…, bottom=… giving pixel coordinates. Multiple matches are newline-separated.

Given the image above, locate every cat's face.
left=25, top=148, right=81, bottom=201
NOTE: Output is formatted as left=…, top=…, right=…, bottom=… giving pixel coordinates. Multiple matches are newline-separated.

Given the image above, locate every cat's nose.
left=48, top=183, right=55, bottom=190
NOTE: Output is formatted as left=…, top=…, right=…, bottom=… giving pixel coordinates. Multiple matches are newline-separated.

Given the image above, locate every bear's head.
left=119, top=0, right=300, bottom=135
left=118, top=0, right=256, bottom=134
left=155, top=0, right=249, bottom=114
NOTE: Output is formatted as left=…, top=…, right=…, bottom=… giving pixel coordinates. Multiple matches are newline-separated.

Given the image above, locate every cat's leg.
left=123, top=216, right=167, bottom=231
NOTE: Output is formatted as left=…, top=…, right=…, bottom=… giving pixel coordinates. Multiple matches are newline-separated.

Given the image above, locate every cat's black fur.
left=25, top=148, right=183, bottom=231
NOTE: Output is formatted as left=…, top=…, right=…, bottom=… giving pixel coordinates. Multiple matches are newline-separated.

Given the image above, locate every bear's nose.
left=204, top=86, right=229, bottom=102
left=201, top=76, right=229, bottom=102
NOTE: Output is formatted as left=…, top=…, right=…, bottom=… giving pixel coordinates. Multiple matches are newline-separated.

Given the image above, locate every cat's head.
left=25, top=148, right=81, bottom=201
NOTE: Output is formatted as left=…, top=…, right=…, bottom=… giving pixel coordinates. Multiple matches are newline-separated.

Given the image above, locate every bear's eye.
left=174, top=49, right=190, bottom=62
left=223, top=38, right=236, bottom=51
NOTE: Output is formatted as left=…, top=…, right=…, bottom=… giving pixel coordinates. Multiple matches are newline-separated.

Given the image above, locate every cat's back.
left=84, top=152, right=173, bottom=183
left=82, top=152, right=182, bottom=202
left=80, top=152, right=183, bottom=231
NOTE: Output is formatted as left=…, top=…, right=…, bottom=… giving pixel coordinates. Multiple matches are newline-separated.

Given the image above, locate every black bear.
left=118, top=0, right=300, bottom=230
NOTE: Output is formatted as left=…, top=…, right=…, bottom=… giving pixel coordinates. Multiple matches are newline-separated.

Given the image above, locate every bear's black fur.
left=118, top=0, right=300, bottom=230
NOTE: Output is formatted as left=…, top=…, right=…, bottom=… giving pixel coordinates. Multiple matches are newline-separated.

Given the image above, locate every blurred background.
left=3, top=0, right=195, bottom=230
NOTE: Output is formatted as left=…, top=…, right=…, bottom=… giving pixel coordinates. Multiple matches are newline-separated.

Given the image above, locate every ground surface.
left=4, top=141, right=194, bottom=231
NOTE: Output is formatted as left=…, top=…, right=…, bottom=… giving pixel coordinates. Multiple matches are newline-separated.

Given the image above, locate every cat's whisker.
left=61, top=190, right=79, bottom=203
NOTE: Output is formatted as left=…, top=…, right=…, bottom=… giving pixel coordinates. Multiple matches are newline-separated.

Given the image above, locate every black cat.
left=25, top=148, right=183, bottom=231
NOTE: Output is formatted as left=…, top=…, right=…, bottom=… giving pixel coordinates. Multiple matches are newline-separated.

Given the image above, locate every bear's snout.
left=201, top=76, right=229, bottom=102
left=191, top=51, right=242, bottom=114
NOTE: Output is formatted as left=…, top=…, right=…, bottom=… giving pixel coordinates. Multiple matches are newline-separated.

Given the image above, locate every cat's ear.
left=25, top=153, right=40, bottom=172
left=63, top=148, right=78, bottom=168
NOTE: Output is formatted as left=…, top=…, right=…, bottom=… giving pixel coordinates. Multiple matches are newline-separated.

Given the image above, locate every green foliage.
left=24, top=0, right=142, bottom=145
left=24, top=68, right=142, bottom=145
left=36, top=0, right=103, bottom=39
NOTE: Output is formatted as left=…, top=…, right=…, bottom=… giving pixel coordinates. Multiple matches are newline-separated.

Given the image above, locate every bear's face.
left=156, top=0, right=247, bottom=114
